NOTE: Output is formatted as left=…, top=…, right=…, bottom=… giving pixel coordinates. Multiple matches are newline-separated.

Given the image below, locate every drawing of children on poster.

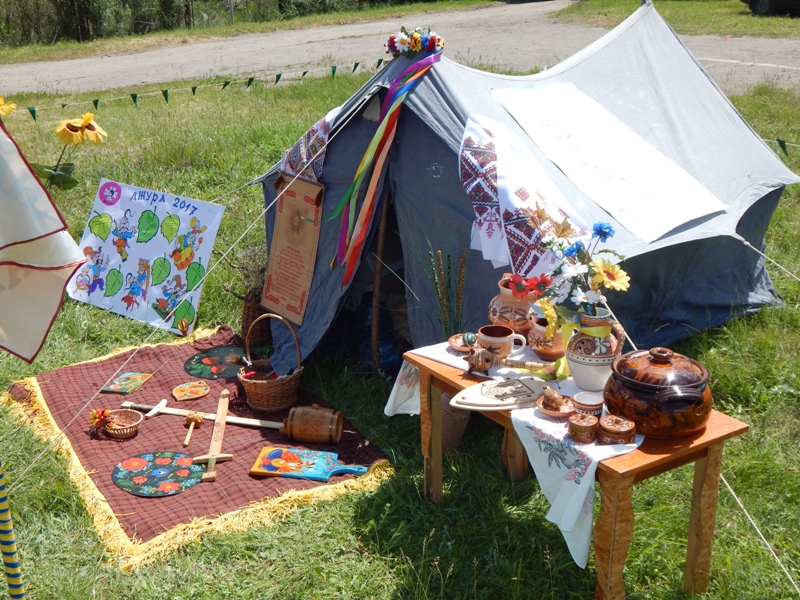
left=67, top=179, right=225, bottom=336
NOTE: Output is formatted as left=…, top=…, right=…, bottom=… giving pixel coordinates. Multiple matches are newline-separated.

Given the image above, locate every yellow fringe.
left=0, top=331, right=394, bottom=572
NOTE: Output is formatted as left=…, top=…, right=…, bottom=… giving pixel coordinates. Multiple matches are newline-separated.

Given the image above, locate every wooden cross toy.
left=192, top=390, right=233, bottom=482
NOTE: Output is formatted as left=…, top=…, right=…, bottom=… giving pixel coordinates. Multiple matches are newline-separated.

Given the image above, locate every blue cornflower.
left=563, top=241, right=584, bottom=258
left=592, top=222, right=615, bottom=242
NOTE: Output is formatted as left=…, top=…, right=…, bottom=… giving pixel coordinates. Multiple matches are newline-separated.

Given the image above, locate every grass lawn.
left=1, top=2, right=800, bottom=598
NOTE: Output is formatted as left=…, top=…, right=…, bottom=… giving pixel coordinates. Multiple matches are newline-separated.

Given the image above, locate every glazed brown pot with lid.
left=603, top=347, right=712, bottom=438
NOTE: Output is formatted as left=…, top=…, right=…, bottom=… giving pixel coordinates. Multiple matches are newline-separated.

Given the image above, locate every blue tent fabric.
left=260, top=3, right=798, bottom=375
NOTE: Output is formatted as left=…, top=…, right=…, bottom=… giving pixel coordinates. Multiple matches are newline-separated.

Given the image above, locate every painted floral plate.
left=183, top=346, right=245, bottom=379
left=111, top=451, right=204, bottom=497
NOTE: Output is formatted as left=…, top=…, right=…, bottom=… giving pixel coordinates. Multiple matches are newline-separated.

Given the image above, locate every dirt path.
left=1, top=0, right=799, bottom=96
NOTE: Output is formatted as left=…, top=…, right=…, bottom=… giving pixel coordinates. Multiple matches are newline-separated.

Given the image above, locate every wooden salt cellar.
left=568, top=413, right=599, bottom=443
left=597, top=414, right=636, bottom=445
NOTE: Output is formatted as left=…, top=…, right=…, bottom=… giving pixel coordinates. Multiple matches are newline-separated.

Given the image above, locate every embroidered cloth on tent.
left=2, top=326, right=389, bottom=570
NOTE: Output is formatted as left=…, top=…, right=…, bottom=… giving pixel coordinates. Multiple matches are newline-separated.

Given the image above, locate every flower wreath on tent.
left=328, top=28, right=444, bottom=285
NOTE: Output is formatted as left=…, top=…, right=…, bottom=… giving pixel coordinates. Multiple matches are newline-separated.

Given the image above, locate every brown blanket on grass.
left=4, top=326, right=388, bottom=569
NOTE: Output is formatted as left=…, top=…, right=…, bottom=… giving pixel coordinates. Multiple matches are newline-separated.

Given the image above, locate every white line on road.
left=697, top=57, right=800, bottom=71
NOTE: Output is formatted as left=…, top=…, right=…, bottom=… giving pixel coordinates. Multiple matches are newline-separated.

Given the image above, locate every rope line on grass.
left=737, top=236, right=800, bottom=283
left=721, top=474, right=800, bottom=596
left=6, top=90, right=367, bottom=494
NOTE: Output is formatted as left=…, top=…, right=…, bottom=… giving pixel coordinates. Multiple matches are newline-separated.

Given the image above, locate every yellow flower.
left=540, top=299, right=558, bottom=340
left=409, top=32, right=422, bottom=52
left=0, top=94, right=17, bottom=117
left=590, top=258, right=630, bottom=292
left=55, top=112, right=107, bottom=146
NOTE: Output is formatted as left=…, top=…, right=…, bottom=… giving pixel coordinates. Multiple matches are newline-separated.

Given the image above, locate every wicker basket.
left=238, top=313, right=303, bottom=412
left=241, top=289, right=272, bottom=347
left=103, top=409, right=144, bottom=439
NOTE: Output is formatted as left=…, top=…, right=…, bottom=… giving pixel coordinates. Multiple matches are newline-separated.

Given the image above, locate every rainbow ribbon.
left=0, top=462, right=25, bottom=599
left=328, top=50, right=443, bottom=285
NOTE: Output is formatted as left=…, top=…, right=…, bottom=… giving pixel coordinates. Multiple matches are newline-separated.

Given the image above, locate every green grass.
left=559, top=0, right=800, bottom=37
left=1, top=8, right=800, bottom=599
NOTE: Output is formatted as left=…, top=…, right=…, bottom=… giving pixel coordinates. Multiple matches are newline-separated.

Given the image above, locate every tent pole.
left=370, top=192, right=391, bottom=377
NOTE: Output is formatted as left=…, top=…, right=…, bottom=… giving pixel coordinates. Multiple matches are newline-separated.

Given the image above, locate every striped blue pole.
left=0, top=462, right=24, bottom=599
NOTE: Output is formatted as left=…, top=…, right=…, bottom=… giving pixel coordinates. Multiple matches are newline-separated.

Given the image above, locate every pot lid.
left=612, top=347, right=708, bottom=387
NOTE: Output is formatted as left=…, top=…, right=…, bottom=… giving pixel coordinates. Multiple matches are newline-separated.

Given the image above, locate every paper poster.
left=492, top=83, right=727, bottom=243
left=261, top=172, right=324, bottom=325
left=67, top=179, right=225, bottom=335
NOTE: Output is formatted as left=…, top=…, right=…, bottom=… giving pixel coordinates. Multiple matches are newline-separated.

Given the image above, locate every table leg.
left=684, top=442, right=723, bottom=595
left=419, top=372, right=443, bottom=504
left=501, top=428, right=528, bottom=482
left=594, top=470, right=634, bottom=600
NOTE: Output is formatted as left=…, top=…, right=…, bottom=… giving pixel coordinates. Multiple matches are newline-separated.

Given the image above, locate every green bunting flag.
left=275, top=74, right=282, bottom=85
left=130, top=94, right=138, bottom=107
left=777, top=139, right=788, bottom=156
left=331, top=66, right=337, bottom=78
left=302, top=71, right=309, bottom=78
left=162, top=89, right=169, bottom=103
left=27, top=107, right=36, bottom=122
left=352, top=62, right=359, bottom=73
left=61, top=103, right=68, bottom=109
left=376, top=58, right=384, bottom=69
left=221, top=81, right=230, bottom=90
left=191, top=86, right=198, bottom=96
left=93, top=99, right=100, bottom=109
left=246, top=77, right=255, bottom=88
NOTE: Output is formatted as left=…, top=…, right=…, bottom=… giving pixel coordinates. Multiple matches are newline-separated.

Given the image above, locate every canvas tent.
left=259, top=2, right=799, bottom=376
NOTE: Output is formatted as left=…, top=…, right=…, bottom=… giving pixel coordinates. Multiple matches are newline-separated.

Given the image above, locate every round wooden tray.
left=536, top=396, right=575, bottom=418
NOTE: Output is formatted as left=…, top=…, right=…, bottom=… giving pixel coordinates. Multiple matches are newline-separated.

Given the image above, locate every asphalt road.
left=1, top=0, right=799, bottom=96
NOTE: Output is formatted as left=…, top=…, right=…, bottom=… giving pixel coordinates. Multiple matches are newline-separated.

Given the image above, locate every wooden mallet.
left=183, top=411, right=203, bottom=447
left=192, top=390, right=233, bottom=482
left=464, top=347, right=545, bottom=375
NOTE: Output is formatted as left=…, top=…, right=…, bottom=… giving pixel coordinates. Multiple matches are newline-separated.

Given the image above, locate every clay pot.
left=527, top=315, right=565, bottom=362
left=564, top=308, right=626, bottom=391
left=603, top=347, right=712, bottom=439
left=488, top=276, right=534, bottom=335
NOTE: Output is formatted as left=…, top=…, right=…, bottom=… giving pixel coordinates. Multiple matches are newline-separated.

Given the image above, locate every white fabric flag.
left=0, top=121, right=85, bottom=362
left=493, top=83, right=727, bottom=243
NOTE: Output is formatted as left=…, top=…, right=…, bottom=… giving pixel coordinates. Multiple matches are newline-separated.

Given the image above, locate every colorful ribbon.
left=329, top=50, right=443, bottom=285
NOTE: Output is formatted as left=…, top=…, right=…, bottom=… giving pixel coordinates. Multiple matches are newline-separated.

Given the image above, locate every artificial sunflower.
left=590, top=258, right=630, bottom=292
left=55, top=112, right=107, bottom=146
left=0, top=94, right=17, bottom=117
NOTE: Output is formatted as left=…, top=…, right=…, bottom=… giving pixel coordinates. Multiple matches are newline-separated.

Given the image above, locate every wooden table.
left=403, top=351, right=750, bottom=600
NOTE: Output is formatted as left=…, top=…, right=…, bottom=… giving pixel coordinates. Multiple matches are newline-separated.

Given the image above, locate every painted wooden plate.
left=111, top=451, right=204, bottom=497
left=171, top=380, right=211, bottom=402
left=536, top=396, right=575, bottom=418
left=183, top=346, right=245, bottom=379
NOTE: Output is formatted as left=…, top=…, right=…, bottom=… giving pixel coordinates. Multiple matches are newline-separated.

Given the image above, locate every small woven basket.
left=103, top=409, right=144, bottom=439
left=238, top=313, right=303, bottom=412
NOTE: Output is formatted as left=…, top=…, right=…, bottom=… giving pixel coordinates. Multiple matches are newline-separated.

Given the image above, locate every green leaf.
left=48, top=173, right=79, bottom=190
left=172, top=300, right=196, bottom=330
left=151, top=256, right=171, bottom=286
left=88, top=212, right=113, bottom=241
left=137, top=210, right=159, bottom=243
left=186, top=260, right=205, bottom=291
left=104, top=268, right=123, bottom=297
left=161, top=214, right=180, bottom=243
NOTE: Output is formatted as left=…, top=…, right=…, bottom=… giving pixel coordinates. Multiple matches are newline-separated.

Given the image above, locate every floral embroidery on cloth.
left=279, top=107, right=340, bottom=181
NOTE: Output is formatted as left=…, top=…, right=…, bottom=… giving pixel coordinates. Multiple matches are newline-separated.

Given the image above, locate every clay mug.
left=477, top=324, right=527, bottom=359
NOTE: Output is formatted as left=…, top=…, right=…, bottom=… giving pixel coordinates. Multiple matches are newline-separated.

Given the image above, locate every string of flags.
left=16, top=58, right=387, bottom=121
